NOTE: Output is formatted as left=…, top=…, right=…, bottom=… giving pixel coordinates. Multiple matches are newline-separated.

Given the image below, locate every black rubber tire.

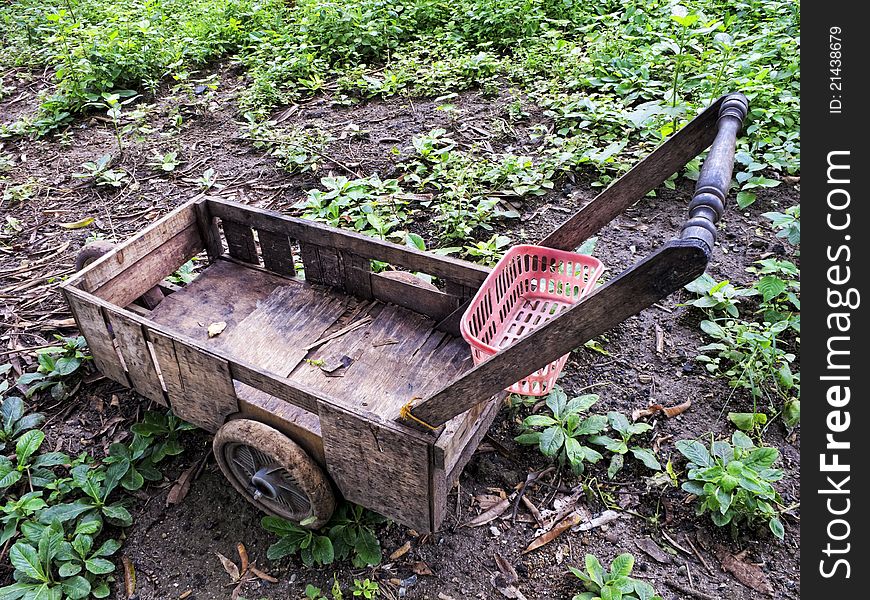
left=213, top=419, right=335, bottom=528
left=75, top=240, right=116, bottom=272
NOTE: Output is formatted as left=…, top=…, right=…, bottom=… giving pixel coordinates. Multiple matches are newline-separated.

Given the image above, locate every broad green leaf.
left=545, top=387, right=568, bottom=418
left=514, top=432, right=541, bottom=445
left=675, top=440, right=713, bottom=467
left=266, top=536, right=302, bottom=560
left=84, top=558, right=115, bottom=575
left=310, top=535, right=334, bottom=565
left=1, top=396, right=25, bottom=427
left=539, top=426, right=565, bottom=457
left=607, top=412, right=631, bottom=435
left=630, top=447, right=661, bottom=471
left=352, top=528, right=381, bottom=567
left=16, top=430, right=45, bottom=464
left=522, top=415, right=557, bottom=428
left=728, top=412, right=759, bottom=431
left=783, top=399, right=800, bottom=427
left=756, top=276, right=786, bottom=302
left=731, top=430, right=755, bottom=449
left=566, top=394, right=598, bottom=414
left=736, top=191, right=756, bottom=208
left=31, top=452, right=69, bottom=468
left=585, top=554, right=605, bottom=587
left=92, top=538, right=121, bottom=557
left=9, top=542, right=46, bottom=582
left=60, top=576, right=90, bottom=600
left=611, top=553, right=634, bottom=578
left=0, top=467, right=22, bottom=489
left=102, top=504, right=132, bottom=527
left=57, top=563, right=81, bottom=578
left=575, top=415, right=608, bottom=436
left=769, top=517, right=785, bottom=540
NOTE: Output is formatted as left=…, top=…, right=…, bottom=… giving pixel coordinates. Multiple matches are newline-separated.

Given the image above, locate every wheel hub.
left=224, top=442, right=313, bottom=518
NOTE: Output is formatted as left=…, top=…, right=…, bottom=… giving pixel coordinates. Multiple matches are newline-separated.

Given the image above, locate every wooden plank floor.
left=148, top=259, right=473, bottom=420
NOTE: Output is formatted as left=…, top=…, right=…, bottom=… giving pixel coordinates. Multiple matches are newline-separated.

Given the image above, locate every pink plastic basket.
left=460, top=245, right=604, bottom=396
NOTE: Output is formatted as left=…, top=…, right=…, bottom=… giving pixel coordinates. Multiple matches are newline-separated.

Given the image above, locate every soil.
left=0, top=65, right=800, bottom=600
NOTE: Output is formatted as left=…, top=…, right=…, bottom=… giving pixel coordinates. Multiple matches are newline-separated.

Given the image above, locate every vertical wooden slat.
left=299, top=242, right=343, bottom=287
left=148, top=330, right=238, bottom=433
left=194, top=200, right=223, bottom=260
left=222, top=220, right=258, bottom=264
left=104, top=310, right=166, bottom=405
left=341, top=251, right=372, bottom=299
left=318, top=402, right=433, bottom=532
left=257, top=229, right=296, bottom=277
left=63, top=291, right=130, bottom=387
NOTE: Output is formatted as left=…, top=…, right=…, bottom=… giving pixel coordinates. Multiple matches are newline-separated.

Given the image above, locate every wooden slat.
left=370, top=272, right=460, bottom=322
left=222, top=220, right=258, bottom=264
left=539, top=97, right=724, bottom=250
left=72, top=202, right=199, bottom=292
left=93, top=222, right=202, bottom=307
left=148, top=329, right=238, bottom=433
left=104, top=308, right=166, bottom=405
left=319, top=401, right=433, bottom=532
left=230, top=362, right=320, bottom=414
left=207, top=199, right=490, bottom=288
left=258, top=229, right=296, bottom=277
left=341, top=251, right=372, bottom=299
left=407, top=240, right=711, bottom=428
left=194, top=199, right=223, bottom=260
left=63, top=290, right=129, bottom=386
left=299, top=243, right=343, bottom=288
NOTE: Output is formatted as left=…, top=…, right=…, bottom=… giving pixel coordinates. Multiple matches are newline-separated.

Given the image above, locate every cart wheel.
left=75, top=240, right=116, bottom=271
left=213, top=419, right=335, bottom=528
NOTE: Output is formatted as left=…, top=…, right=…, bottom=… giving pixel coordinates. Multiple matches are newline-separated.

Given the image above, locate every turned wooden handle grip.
left=680, top=93, right=749, bottom=252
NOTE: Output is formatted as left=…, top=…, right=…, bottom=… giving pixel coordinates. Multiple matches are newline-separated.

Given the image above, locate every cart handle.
left=406, top=94, right=748, bottom=430
left=678, top=93, right=749, bottom=252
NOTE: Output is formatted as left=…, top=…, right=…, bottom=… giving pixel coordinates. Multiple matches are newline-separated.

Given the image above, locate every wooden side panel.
left=104, top=309, right=166, bottom=405
left=222, top=220, right=258, bottom=264
left=299, top=243, right=342, bottom=288
left=63, top=290, right=129, bottom=387
left=94, top=223, right=203, bottom=307
left=75, top=202, right=199, bottom=293
left=148, top=330, right=238, bottom=433
left=319, top=403, right=433, bottom=532
left=370, top=273, right=459, bottom=322
left=258, top=229, right=296, bottom=277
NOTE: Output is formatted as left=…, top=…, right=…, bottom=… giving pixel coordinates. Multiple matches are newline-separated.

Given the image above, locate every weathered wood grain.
left=370, top=272, right=460, bottom=322
left=407, top=240, right=711, bottom=427
left=539, top=96, right=725, bottom=251
left=207, top=199, right=490, bottom=288
left=194, top=199, right=223, bottom=260
left=222, top=220, right=259, bottom=264
left=104, top=308, right=166, bottom=405
left=91, top=222, right=202, bottom=308
left=148, top=329, right=238, bottom=433
left=71, top=202, right=199, bottom=292
left=258, top=229, right=296, bottom=277
left=341, top=251, right=372, bottom=299
left=63, top=290, right=130, bottom=386
left=319, top=401, right=433, bottom=532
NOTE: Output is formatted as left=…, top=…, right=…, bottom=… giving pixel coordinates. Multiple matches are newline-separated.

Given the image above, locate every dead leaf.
left=390, top=541, right=412, bottom=561
left=411, top=561, right=434, bottom=576
left=523, top=512, right=582, bottom=554
left=573, top=510, right=620, bottom=532
left=494, top=554, right=518, bottom=583
left=166, top=461, right=199, bottom=507
left=662, top=399, right=692, bottom=417
left=249, top=565, right=278, bottom=583
left=491, top=572, right=528, bottom=600
left=207, top=321, right=227, bottom=337
left=465, top=497, right=511, bottom=527
left=520, top=496, right=544, bottom=527
left=632, top=399, right=691, bottom=421
left=475, top=493, right=506, bottom=511
left=216, top=552, right=240, bottom=583
left=179, top=591, right=192, bottom=599
left=59, top=216, right=95, bottom=229
left=237, top=543, right=249, bottom=574
left=122, top=556, right=136, bottom=599
left=714, top=547, right=773, bottom=595
left=635, top=538, right=672, bottom=564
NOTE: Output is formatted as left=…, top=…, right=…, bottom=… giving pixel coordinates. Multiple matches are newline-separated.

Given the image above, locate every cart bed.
left=148, top=258, right=473, bottom=421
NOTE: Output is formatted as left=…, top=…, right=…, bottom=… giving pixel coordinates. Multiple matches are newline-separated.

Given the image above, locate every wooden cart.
left=60, top=94, right=747, bottom=533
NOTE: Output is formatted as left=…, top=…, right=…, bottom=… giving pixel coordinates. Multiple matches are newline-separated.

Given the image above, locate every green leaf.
left=310, top=535, right=334, bottom=565
left=9, top=542, right=46, bottom=582
left=539, top=426, right=565, bottom=457
left=352, top=528, right=381, bottom=567
left=514, top=432, right=541, bottom=445
left=91, top=582, right=111, bottom=598
left=92, top=538, right=121, bottom=557
left=522, top=415, right=557, bottom=428
left=31, top=452, right=69, bottom=468
left=16, top=430, right=45, bottom=464
left=60, top=576, right=90, bottom=600
left=0, top=582, right=41, bottom=600
left=57, top=563, right=81, bottom=578
left=756, top=276, right=786, bottom=302
left=745, top=447, right=779, bottom=469
left=736, top=191, right=756, bottom=208
left=585, top=554, right=605, bottom=587
left=607, top=412, right=631, bottom=435
left=1, top=396, right=25, bottom=428
left=630, top=447, right=661, bottom=470
left=728, top=412, right=759, bottom=431
left=675, top=440, right=713, bottom=467
left=783, top=399, right=800, bottom=427
left=607, top=454, right=623, bottom=479
left=566, top=394, right=598, bottom=414
left=85, top=558, right=115, bottom=575
left=610, top=553, right=634, bottom=578
left=545, top=387, right=568, bottom=418
left=769, top=517, right=785, bottom=540
left=731, top=430, right=755, bottom=449
left=102, top=503, right=132, bottom=527
left=0, top=467, right=22, bottom=489
left=266, top=536, right=302, bottom=561
left=575, top=414, right=608, bottom=436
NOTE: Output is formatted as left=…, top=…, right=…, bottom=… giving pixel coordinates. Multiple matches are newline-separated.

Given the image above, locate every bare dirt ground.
left=1, top=65, right=800, bottom=600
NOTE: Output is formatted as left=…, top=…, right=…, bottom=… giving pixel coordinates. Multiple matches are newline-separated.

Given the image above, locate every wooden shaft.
left=679, top=93, right=749, bottom=251
left=405, top=240, right=711, bottom=428
left=539, top=96, right=725, bottom=251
